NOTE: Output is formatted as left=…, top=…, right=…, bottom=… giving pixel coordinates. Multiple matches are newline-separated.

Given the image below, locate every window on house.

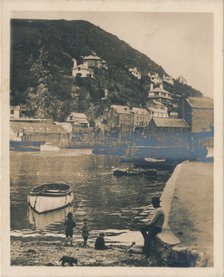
left=11, top=110, right=14, bottom=114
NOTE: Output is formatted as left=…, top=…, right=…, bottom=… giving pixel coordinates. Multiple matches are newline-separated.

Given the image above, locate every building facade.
left=128, top=67, right=141, bottom=79
left=82, top=55, right=107, bottom=69
left=10, top=122, right=70, bottom=145
left=10, top=106, right=20, bottom=119
left=181, top=97, right=214, bottom=147
left=103, top=105, right=133, bottom=133
left=72, top=58, right=94, bottom=78
left=148, top=73, right=162, bottom=84
left=66, top=112, right=90, bottom=128
left=147, top=117, right=189, bottom=147
left=131, top=107, right=151, bottom=129
left=147, top=100, right=169, bottom=118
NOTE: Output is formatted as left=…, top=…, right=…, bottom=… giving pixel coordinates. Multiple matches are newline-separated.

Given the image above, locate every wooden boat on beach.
left=28, top=183, right=73, bottom=213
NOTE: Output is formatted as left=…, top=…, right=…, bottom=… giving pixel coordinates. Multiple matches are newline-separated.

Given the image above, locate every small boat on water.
left=28, top=183, right=73, bottom=213
left=113, top=167, right=157, bottom=178
left=40, top=143, right=60, bottom=152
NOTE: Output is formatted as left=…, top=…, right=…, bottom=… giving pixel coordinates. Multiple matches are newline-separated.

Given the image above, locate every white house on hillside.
left=128, top=67, right=141, bottom=79
left=147, top=100, right=169, bottom=118
left=148, top=73, right=162, bottom=84
left=82, top=55, right=108, bottom=69
left=72, top=58, right=94, bottom=78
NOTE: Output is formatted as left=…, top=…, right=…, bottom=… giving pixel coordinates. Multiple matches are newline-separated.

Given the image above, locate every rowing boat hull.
left=28, top=183, right=74, bottom=213
left=28, top=192, right=73, bottom=213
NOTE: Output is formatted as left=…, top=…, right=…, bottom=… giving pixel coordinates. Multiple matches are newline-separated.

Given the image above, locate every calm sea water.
left=10, top=149, right=172, bottom=241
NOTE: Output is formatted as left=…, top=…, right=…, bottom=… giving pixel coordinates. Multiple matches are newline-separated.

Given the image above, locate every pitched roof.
left=111, top=105, right=132, bottom=114
left=70, top=112, right=88, bottom=119
left=10, top=122, right=67, bottom=134
left=131, top=107, right=149, bottom=115
left=82, top=55, right=101, bottom=60
left=152, top=117, right=189, bottom=128
left=150, top=87, right=171, bottom=95
left=186, top=97, right=213, bottom=109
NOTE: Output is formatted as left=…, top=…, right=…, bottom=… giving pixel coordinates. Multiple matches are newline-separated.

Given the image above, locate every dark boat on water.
left=113, top=167, right=158, bottom=178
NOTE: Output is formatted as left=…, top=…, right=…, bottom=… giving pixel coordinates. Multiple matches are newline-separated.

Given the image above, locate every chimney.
left=104, top=89, right=108, bottom=98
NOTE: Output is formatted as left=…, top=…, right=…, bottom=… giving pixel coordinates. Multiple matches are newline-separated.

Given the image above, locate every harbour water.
left=10, top=149, right=172, bottom=244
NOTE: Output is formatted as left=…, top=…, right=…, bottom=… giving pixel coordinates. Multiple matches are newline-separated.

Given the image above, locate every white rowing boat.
left=28, top=183, right=73, bottom=213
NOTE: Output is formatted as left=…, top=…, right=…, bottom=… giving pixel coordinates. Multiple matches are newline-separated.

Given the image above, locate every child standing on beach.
left=81, top=218, right=89, bottom=247
left=64, top=212, right=76, bottom=246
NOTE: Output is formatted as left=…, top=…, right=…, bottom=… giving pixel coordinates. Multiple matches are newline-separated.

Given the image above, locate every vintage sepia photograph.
left=1, top=1, right=223, bottom=276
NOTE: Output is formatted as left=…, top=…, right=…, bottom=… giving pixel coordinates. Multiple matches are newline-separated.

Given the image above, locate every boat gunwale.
left=29, top=183, right=72, bottom=197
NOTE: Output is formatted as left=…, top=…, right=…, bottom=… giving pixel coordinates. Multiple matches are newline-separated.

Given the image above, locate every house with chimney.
left=103, top=105, right=134, bottom=133
left=66, top=112, right=90, bottom=128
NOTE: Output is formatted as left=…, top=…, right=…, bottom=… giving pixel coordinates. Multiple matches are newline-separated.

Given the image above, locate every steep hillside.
left=10, top=19, right=202, bottom=121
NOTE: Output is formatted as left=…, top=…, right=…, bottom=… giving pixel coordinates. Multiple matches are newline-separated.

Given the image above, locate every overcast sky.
left=14, top=11, right=213, bottom=98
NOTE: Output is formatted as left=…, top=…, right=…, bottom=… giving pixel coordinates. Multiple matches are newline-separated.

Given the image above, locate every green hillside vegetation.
left=11, top=19, right=203, bottom=122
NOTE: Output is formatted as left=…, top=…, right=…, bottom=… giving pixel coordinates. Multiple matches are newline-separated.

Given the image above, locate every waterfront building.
left=10, top=106, right=20, bottom=119
left=128, top=67, right=141, bottom=79
left=10, top=122, right=70, bottom=145
left=181, top=97, right=214, bottom=146
left=72, top=58, right=94, bottom=78
left=66, top=112, right=90, bottom=128
left=131, top=107, right=151, bottom=129
left=103, top=105, right=133, bottom=133
left=147, top=117, right=189, bottom=146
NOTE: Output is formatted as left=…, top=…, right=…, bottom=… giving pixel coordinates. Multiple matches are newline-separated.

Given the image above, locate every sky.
left=14, top=11, right=213, bottom=98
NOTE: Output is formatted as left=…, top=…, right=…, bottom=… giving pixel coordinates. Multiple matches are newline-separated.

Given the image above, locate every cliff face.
left=10, top=19, right=202, bottom=121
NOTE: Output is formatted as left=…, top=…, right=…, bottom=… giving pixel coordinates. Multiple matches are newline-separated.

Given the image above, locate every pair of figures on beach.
left=64, top=213, right=110, bottom=250
left=64, top=214, right=89, bottom=247
left=64, top=196, right=164, bottom=255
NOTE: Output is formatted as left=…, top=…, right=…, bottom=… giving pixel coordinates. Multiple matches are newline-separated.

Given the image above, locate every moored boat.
left=113, top=167, right=157, bottom=178
left=28, top=183, right=73, bottom=213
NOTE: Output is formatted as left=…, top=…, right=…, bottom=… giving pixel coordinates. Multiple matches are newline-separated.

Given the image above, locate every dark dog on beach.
left=59, top=256, right=78, bottom=266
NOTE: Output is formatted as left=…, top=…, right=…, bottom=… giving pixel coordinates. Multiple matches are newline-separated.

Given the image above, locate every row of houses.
left=10, top=95, right=213, bottom=147
left=129, top=67, right=187, bottom=86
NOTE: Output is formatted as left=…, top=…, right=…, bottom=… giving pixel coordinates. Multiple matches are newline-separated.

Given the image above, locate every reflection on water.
left=10, top=150, right=172, bottom=236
